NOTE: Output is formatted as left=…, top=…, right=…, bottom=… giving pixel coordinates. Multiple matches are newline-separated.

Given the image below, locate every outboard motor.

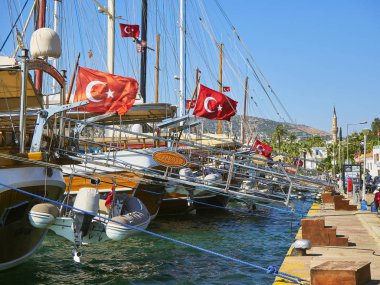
left=72, top=188, right=99, bottom=262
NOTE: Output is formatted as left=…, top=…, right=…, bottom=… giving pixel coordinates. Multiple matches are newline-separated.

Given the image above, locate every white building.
left=305, top=147, right=327, bottom=169
left=371, top=145, right=380, bottom=177
left=354, top=145, right=380, bottom=177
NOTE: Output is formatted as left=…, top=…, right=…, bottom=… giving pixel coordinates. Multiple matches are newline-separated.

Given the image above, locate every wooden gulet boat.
left=0, top=36, right=82, bottom=270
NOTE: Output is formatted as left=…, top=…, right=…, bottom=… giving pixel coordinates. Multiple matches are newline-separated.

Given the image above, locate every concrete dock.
left=273, top=197, right=380, bottom=284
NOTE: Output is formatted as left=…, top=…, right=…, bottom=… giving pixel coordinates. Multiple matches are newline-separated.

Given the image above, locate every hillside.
left=201, top=115, right=331, bottom=139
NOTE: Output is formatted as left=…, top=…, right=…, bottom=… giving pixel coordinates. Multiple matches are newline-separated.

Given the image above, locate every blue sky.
left=1, top=0, right=379, bottom=135
left=218, top=0, right=380, bottom=134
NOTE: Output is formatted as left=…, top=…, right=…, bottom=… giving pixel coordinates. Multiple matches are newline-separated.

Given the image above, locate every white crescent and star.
left=85, top=81, right=114, bottom=103
left=124, top=26, right=133, bottom=35
left=203, top=97, right=222, bottom=113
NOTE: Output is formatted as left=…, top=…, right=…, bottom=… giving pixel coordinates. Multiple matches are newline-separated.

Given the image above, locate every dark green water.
left=0, top=201, right=311, bottom=285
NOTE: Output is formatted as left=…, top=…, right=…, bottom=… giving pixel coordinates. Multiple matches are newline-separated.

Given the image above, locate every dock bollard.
left=290, top=239, right=311, bottom=256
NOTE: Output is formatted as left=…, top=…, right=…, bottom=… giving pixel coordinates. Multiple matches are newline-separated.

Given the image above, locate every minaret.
left=332, top=106, right=338, bottom=143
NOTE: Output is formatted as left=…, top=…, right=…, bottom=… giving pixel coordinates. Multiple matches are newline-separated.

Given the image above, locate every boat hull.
left=0, top=167, right=66, bottom=271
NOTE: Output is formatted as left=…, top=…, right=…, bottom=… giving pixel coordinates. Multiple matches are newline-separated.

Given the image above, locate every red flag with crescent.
left=193, top=84, right=237, bottom=121
left=120, top=24, right=140, bottom=38
left=252, top=139, right=272, bottom=157
left=186, top=99, right=196, bottom=109
left=293, top=158, right=304, bottom=167
left=74, top=67, right=138, bottom=115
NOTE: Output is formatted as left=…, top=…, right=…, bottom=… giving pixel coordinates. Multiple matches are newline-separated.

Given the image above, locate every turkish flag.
left=223, top=86, right=230, bottom=92
left=252, top=139, right=272, bottom=157
left=293, top=158, right=303, bottom=167
left=120, top=23, right=140, bottom=38
left=193, top=84, right=237, bottom=121
left=74, top=67, right=138, bottom=115
left=186, top=99, right=196, bottom=109
left=105, top=191, right=113, bottom=208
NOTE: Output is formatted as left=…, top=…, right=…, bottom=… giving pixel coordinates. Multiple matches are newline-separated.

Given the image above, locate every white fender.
left=29, top=203, right=59, bottom=229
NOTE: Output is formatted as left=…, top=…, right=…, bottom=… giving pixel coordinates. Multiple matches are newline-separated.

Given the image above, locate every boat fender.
left=29, top=203, right=59, bottom=228
left=179, top=168, right=194, bottom=181
left=105, top=216, right=129, bottom=241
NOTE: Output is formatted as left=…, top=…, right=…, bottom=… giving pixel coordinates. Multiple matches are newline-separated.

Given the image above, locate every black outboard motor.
left=72, top=188, right=100, bottom=262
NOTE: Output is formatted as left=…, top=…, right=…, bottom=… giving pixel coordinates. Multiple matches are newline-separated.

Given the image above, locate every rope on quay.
left=0, top=182, right=309, bottom=284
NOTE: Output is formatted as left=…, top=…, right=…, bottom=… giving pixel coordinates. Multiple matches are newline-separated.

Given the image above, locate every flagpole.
left=65, top=53, right=80, bottom=104
left=187, top=68, right=200, bottom=114
left=107, top=0, right=115, bottom=74
left=217, top=43, right=223, bottom=134
left=179, top=0, right=186, bottom=117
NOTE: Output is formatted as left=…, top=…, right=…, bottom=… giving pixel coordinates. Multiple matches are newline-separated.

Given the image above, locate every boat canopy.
left=66, top=103, right=177, bottom=125
left=0, top=68, right=41, bottom=111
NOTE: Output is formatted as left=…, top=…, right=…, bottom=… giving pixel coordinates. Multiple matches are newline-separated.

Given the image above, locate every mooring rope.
left=0, top=182, right=309, bottom=284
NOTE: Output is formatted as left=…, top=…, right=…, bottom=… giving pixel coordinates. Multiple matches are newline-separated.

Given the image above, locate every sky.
left=217, top=0, right=380, bottom=134
left=1, top=0, right=379, bottom=135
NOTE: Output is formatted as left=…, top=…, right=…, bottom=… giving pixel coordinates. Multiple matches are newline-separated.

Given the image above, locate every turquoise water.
left=0, top=200, right=311, bottom=285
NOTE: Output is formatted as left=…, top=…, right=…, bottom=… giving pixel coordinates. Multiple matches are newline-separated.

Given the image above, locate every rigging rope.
left=212, top=0, right=295, bottom=124
left=0, top=0, right=30, bottom=53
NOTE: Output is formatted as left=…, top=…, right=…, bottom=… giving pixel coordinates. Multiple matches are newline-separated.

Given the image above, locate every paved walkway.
left=273, top=197, right=380, bottom=285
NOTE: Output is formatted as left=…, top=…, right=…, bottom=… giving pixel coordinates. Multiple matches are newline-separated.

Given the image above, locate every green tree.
left=371, top=118, right=380, bottom=133
left=273, top=124, right=287, bottom=151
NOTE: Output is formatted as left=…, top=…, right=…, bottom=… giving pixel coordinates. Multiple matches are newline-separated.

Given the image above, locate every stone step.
left=334, top=195, right=357, bottom=211
left=301, top=217, right=349, bottom=247
left=322, top=192, right=335, bottom=203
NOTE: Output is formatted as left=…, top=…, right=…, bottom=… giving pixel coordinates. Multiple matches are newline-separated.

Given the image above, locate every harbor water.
left=0, top=200, right=311, bottom=285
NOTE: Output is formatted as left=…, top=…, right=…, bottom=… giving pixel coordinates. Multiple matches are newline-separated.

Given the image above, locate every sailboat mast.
left=155, top=34, right=160, bottom=103
left=35, top=0, right=46, bottom=93
left=179, top=0, right=186, bottom=116
left=50, top=0, right=61, bottom=107
left=19, top=49, right=29, bottom=153
left=107, top=0, right=115, bottom=74
left=140, top=0, right=148, bottom=102
left=217, top=43, right=223, bottom=134
left=241, top=77, right=248, bottom=144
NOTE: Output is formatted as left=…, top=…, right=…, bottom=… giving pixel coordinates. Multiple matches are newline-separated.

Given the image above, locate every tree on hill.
left=273, top=124, right=287, bottom=151
left=371, top=118, right=380, bottom=133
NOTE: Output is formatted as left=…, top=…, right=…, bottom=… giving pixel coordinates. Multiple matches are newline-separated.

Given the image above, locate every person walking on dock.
left=347, top=177, right=353, bottom=198
left=374, top=188, right=380, bottom=211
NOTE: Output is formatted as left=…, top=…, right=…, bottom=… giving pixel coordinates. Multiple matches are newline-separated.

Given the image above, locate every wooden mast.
left=155, top=34, right=160, bottom=103
left=140, top=0, right=148, bottom=102
left=217, top=43, right=223, bottom=134
left=186, top=67, right=200, bottom=114
left=241, top=77, right=248, bottom=144
left=35, top=0, right=46, bottom=93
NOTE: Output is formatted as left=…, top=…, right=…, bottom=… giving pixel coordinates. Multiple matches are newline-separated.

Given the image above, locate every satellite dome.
left=30, top=28, right=61, bottom=58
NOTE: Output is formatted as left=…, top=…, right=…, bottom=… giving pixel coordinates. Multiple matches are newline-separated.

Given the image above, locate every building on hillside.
left=305, top=147, right=327, bottom=169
